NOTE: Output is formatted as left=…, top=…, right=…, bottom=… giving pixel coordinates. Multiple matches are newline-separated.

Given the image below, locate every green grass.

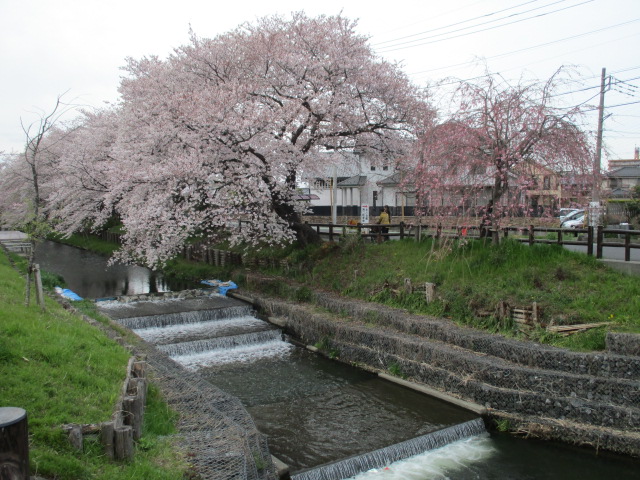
left=0, top=251, right=187, bottom=479
left=243, top=237, right=640, bottom=350
left=49, top=233, right=119, bottom=257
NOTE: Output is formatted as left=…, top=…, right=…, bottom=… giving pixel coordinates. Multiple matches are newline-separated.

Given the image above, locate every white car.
left=561, top=213, right=586, bottom=228
left=560, top=209, right=584, bottom=224
left=558, top=208, right=580, bottom=221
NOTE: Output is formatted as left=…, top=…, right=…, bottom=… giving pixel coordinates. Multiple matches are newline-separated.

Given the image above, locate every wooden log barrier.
left=0, top=407, right=29, bottom=480
left=114, top=426, right=134, bottom=461
left=100, top=421, right=115, bottom=460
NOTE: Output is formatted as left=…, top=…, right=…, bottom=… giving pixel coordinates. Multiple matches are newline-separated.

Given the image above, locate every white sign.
left=361, top=204, right=369, bottom=224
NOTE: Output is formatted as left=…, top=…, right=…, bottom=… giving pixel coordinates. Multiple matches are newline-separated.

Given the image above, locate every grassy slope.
left=0, top=251, right=186, bottom=480
left=305, top=238, right=640, bottom=349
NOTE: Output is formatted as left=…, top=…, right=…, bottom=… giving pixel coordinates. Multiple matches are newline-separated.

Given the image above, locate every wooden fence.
left=97, top=221, right=640, bottom=263
left=305, top=222, right=640, bottom=262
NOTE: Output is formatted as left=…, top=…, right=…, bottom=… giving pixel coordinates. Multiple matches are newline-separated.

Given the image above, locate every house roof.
left=293, top=193, right=320, bottom=201
left=377, top=172, right=403, bottom=186
left=337, top=175, right=367, bottom=187
left=607, top=166, right=640, bottom=178
left=609, top=187, right=632, bottom=198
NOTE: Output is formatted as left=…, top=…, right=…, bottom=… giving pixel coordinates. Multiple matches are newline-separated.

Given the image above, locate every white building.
left=302, top=151, right=410, bottom=217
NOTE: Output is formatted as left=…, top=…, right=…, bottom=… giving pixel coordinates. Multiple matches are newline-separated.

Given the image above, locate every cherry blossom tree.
left=43, top=108, right=120, bottom=235
left=62, top=13, right=430, bottom=267
left=406, top=68, right=594, bottom=234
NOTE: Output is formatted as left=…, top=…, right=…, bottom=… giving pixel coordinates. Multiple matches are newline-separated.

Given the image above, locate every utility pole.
left=592, top=67, right=607, bottom=203
left=590, top=67, right=607, bottom=226
left=331, top=166, right=337, bottom=224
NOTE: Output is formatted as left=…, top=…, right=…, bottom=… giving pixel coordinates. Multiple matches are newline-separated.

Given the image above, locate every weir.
left=99, top=294, right=485, bottom=475
left=134, top=316, right=268, bottom=345
left=291, top=418, right=487, bottom=480
left=158, top=329, right=284, bottom=356
left=115, top=304, right=254, bottom=329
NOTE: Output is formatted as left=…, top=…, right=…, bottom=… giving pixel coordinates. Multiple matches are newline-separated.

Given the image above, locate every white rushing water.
left=171, top=338, right=295, bottom=369
left=348, top=434, right=495, bottom=480
left=133, top=315, right=268, bottom=343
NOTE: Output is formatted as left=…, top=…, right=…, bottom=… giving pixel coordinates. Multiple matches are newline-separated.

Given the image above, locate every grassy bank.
left=230, top=236, right=639, bottom=350
left=0, top=251, right=187, bottom=479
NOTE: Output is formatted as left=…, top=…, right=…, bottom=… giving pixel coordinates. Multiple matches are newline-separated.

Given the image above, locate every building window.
left=543, top=176, right=551, bottom=190
left=371, top=166, right=376, bottom=171
left=383, top=165, right=389, bottom=171
left=312, top=178, right=330, bottom=189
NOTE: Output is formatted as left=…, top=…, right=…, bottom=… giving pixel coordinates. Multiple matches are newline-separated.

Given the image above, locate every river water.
left=34, top=240, right=640, bottom=479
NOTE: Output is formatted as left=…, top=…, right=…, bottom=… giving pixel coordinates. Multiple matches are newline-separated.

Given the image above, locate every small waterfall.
left=291, top=418, right=486, bottom=480
left=133, top=315, right=267, bottom=345
left=158, top=329, right=283, bottom=356
left=117, top=305, right=253, bottom=329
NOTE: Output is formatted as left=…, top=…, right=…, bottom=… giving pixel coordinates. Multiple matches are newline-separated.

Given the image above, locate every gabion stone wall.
left=240, top=286, right=640, bottom=458
left=139, top=344, right=275, bottom=480
left=607, top=332, right=640, bottom=357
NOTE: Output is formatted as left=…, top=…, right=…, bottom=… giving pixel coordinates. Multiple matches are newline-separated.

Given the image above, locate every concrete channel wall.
left=232, top=283, right=640, bottom=458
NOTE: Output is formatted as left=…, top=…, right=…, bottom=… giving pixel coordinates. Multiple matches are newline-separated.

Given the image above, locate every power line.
left=372, top=0, right=546, bottom=46
left=583, top=100, right=640, bottom=112
left=406, top=20, right=640, bottom=78
left=376, top=0, right=595, bottom=53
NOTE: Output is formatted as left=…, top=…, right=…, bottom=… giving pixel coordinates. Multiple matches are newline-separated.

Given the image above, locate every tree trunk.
left=273, top=200, right=321, bottom=246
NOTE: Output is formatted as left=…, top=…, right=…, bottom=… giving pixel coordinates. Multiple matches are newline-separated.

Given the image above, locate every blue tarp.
left=201, top=279, right=238, bottom=296
left=54, top=286, right=83, bottom=301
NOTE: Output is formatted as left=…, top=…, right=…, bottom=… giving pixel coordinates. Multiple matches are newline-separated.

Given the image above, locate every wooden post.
left=596, top=225, right=604, bottom=259
left=33, top=264, right=45, bottom=310
left=417, top=223, right=422, bottom=242
left=123, top=395, right=144, bottom=440
left=587, top=226, right=594, bottom=256
left=625, top=231, right=631, bottom=262
left=497, top=301, right=510, bottom=321
left=329, top=224, right=334, bottom=242
left=425, top=282, right=436, bottom=303
left=114, top=426, right=134, bottom=460
left=528, top=225, right=535, bottom=246
left=404, top=278, right=412, bottom=294
left=101, top=421, right=115, bottom=459
left=132, top=361, right=146, bottom=379
left=0, top=407, right=29, bottom=479
left=68, top=425, right=83, bottom=451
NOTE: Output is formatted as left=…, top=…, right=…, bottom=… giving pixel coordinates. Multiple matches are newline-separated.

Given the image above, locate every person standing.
left=377, top=205, right=391, bottom=242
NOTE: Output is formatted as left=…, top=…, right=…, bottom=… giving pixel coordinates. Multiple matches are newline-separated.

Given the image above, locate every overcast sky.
left=1, top=0, right=639, bottom=167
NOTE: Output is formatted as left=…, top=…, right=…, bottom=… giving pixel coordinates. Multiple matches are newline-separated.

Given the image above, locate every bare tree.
left=18, top=94, right=76, bottom=307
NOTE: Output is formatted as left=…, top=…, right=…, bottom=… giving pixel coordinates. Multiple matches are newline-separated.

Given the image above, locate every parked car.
left=562, top=213, right=586, bottom=228
left=560, top=209, right=584, bottom=224
left=558, top=208, right=580, bottom=221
